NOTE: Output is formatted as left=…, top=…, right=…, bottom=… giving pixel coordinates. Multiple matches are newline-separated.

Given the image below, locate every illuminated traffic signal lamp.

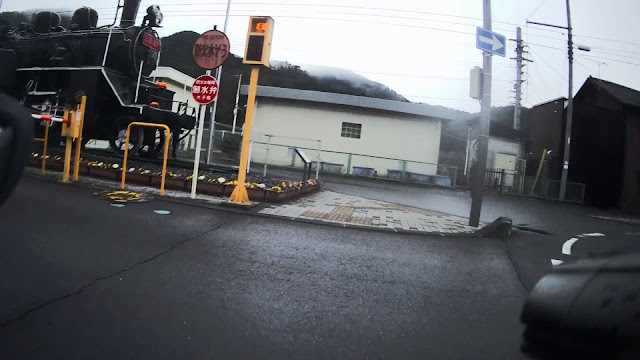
left=243, top=16, right=274, bottom=66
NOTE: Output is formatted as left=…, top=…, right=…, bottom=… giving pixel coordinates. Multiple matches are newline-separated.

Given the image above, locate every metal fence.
left=484, top=168, right=586, bottom=203
left=247, top=136, right=461, bottom=188
left=173, top=122, right=244, bottom=165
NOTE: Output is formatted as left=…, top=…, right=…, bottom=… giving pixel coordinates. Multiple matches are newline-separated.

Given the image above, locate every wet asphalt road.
left=0, top=176, right=528, bottom=359
left=265, top=168, right=633, bottom=236
left=320, top=177, right=640, bottom=290
left=322, top=177, right=613, bottom=236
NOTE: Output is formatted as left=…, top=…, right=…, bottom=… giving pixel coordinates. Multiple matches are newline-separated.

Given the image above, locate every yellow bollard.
left=61, top=110, right=73, bottom=183
left=73, top=96, right=87, bottom=181
left=121, top=122, right=170, bottom=196
left=530, top=148, right=548, bottom=196
left=40, top=120, right=50, bottom=174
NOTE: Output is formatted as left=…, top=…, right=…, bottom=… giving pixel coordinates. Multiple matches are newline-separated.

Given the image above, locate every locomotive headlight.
left=145, top=5, right=163, bottom=27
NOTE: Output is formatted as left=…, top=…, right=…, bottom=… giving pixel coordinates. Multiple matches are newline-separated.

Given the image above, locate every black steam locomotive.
left=0, top=0, right=196, bottom=157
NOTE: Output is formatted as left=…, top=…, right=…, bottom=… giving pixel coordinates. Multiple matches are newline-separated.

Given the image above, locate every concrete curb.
left=25, top=171, right=505, bottom=238
left=476, top=217, right=513, bottom=238
left=150, top=194, right=481, bottom=238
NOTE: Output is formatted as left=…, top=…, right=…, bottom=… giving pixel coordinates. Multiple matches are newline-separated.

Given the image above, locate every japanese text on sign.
left=192, top=75, right=219, bottom=104
left=193, top=43, right=228, bottom=58
left=141, top=33, right=161, bottom=51
left=192, top=30, right=231, bottom=70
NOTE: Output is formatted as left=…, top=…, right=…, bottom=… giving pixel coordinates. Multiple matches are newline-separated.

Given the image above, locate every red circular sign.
left=192, top=30, right=230, bottom=70
left=192, top=75, right=219, bottom=104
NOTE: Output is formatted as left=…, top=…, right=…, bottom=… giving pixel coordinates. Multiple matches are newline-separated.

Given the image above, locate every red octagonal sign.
left=192, top=74, right=219, bottom=105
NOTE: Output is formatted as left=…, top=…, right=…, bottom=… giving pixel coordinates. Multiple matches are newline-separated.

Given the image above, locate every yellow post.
left=120, top=127, right=132, bottom=190
left=121, top=122, right=170, bottom=196
left=62, top=110, right=73, bottom=183
left=41, top=120, right=50, bottom=174
left=229, top=66, right=260, bottom=204
left=530, top=148, right=548, bottom=195
left=160, top=127, right=170, bottom=196
left=73, top=96, right=87, bottom=181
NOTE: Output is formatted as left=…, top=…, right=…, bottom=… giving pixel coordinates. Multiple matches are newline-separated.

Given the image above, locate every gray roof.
left=241, top=86, right=468, bottom=122
left=589, top=77, right=640, bottom=108
left=532, top=96, right=567, bottom=108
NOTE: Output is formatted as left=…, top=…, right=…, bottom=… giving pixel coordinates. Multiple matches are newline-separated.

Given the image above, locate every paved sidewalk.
left=259, top=190, right=482, bottom=234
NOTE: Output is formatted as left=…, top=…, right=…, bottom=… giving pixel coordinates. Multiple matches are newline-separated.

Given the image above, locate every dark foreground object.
left=521, top=252, right=640, bottom=359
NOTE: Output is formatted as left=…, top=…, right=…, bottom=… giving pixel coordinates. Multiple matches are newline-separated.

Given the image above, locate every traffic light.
left=243, top=16, right=274, bottom=67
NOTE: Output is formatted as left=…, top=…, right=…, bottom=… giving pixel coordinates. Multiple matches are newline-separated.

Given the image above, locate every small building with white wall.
left=149, top=66, right=198, bottom=150
left=466, top=119, right=526, bottom=187
left=242, top=86, right=465, bottom=177
left=149, top=66, right=197, bottom=113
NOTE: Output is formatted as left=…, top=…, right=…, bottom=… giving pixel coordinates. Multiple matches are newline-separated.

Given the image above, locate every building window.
left=341, top=122, right=362, bottom=139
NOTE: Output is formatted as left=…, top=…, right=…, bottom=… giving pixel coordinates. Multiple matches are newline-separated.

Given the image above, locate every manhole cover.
left=95, top=190, right=151, bottom=203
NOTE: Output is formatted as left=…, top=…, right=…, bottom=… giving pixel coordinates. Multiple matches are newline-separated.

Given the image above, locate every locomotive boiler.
left=0, top=0, right=196, bottom=157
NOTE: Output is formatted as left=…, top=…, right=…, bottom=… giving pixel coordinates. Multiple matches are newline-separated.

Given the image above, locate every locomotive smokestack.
left=120, top=0, right=141, bottom=27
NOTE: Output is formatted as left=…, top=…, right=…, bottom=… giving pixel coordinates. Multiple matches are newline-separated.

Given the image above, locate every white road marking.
left=562, top=238, right=579, bottom=255
left=550, top=233, right=605, bottom=267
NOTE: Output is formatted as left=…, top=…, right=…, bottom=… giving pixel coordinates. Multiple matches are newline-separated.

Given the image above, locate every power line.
left=573, top=34, right=640, bottom=48
left=525, top=76, right=550, bottom=105
left=574, top=59, right=593, bottom=74
left=526, top=43, right=639, bottom=63
left=580, top=55, right=640, bottom=67
left=527, top=56, right=562, bottom=102
left=576, top=49, right=640, bottom=62
left=528, top=47, right=567, bottom=81
left=526, top=0, right=548, bottom=22
left=17, top=1, right=639, bottom=49
left=527, top=42, right=565, bottom=52
left=157, top=1, right=531, bottom=29
left=585, top=46, right=640, bottom=57
left=103, top=10, right=479, bottom=36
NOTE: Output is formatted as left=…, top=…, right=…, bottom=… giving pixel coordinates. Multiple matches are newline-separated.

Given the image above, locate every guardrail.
left=484, top=168, right=585, bottom=204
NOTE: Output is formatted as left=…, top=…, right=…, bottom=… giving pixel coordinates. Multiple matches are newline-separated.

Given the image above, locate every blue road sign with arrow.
left=476, top=27, right=506, bottom=57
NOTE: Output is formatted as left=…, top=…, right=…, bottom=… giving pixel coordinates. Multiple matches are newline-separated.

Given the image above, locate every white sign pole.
left=191, top=104, right=206, bottom=198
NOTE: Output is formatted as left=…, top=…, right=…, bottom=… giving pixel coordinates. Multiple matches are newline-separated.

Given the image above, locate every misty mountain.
left=289, top=63, right=407, bottom=102
left=158, top=31, right=414, bottom=127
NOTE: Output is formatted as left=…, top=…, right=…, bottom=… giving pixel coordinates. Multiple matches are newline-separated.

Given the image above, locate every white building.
left=466, top=119, right=526, bottom=187
left=243, top=86, right=464, bottom=177
left=149, top=66, right=197, bottom=113
left=149, top=66, right=199, bottom=149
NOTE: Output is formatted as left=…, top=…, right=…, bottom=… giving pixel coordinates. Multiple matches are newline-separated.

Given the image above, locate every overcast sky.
left=2, top=0, right=639, bottom=113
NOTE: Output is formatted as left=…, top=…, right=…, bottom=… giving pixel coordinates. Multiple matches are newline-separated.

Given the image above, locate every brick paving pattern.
left=259, top=191, right=481, bottom=234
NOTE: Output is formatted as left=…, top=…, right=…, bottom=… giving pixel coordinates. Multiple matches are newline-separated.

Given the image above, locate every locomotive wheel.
left=138, top=129, right=166, bottom=158
left=109, top=119, right=144, bottom=157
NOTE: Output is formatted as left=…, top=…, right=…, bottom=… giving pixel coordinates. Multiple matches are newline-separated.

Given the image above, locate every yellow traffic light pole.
left=229, top=16, right=273, bottom=204
left=229, top=65, right=259, bottom=204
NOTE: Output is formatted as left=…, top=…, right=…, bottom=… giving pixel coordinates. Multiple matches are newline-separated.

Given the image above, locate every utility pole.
left=469, top=0, right=492, bottom=227
left=510, top=27, right=532, bottom=130
left=527, top=0, right=573, bottom=201
left=512, top=27, right=523, bottom=130
left=559, top=0, right=573, bottom=201
left=205, top=0, right=232, bottom=164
